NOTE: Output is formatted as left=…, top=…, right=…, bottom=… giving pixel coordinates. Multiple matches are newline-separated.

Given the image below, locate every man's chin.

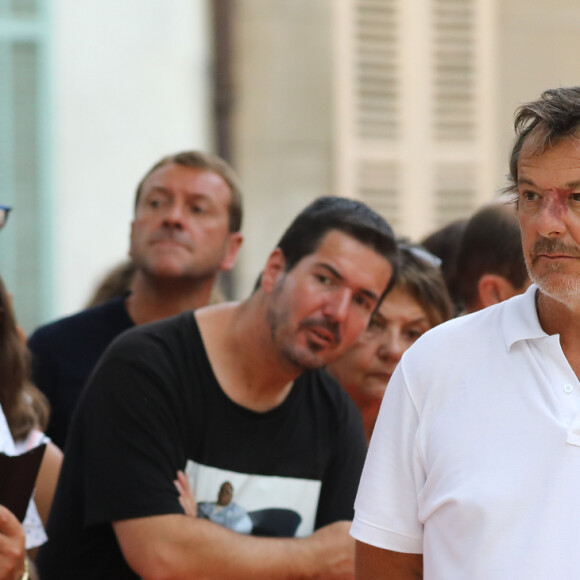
left=281, top=348, right=329, bottom=372
left=533, top=274, right=580, bottom=308
left=138, top=260, right=196, bottom=279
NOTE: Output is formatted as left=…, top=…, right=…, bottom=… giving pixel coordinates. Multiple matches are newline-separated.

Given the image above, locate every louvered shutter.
left=333, top=0, right=496, bottom=239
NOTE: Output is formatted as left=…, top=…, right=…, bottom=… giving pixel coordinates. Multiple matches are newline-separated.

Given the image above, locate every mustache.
left=299, top=318, right=341, bottom=344
left=530, top=237, right=580, bottom=260
left=148, top=228, right=194, bottom=249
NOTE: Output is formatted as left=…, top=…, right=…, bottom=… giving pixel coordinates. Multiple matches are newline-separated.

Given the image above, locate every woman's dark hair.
left=396, top=242, right=454, bottom=327
left=0, top=274, right=49, bottom=440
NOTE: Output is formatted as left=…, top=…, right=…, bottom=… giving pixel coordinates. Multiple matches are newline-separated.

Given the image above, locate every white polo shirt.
left=0, top=404, right=47, bottom=549
left=352, top=284, right=580, bottom=579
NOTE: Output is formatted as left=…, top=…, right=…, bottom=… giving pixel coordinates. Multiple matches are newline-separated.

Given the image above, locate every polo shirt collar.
left=503, top=284, right=549, bottom=350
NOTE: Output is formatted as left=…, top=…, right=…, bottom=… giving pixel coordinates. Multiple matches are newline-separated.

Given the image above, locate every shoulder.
left=112, top=310, right=197, bottom=349
left=28, top=297, right=132, bottom=349
left=99, top=311, right=199, bottom=369
left=403, top=299, right=509, bottom=362
left=393, top=297, right=526, bottom=406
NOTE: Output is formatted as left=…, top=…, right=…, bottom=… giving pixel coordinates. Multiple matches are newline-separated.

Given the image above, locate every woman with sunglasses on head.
left=327, top=241, right=453, bottom=442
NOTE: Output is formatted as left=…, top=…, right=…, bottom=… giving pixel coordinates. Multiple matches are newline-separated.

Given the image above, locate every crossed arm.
left=114, top=515, right=355, bottom=580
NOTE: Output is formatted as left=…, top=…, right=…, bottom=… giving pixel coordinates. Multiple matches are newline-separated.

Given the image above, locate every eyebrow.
left=315, top=263, right=380, bottom=302
left=407, top=316, right=430, bottom=326
left=145, top=186, right=171, bottom=195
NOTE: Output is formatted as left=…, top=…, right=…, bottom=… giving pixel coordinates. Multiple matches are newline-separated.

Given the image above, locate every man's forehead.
left=140, top=163, right=231, bottom=202
left=518, top=136, right=580, bottom=179
left=307, top=232, right=391, bottom=292
left=144, top=163, right=222, bottom=186
left=311, top=229, right=378, bottom=256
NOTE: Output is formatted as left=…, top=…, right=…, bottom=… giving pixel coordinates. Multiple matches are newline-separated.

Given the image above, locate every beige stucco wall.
left=497, top=0, right=580, bottom=189
left=231, top=0, right=333, bottom=298
left=50, top=0, right=212, bottom=319
left=231, top=0, right=580, bottom=298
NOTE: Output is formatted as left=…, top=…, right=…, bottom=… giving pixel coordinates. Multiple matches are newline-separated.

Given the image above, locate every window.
left=0, top=0, right=50, bottom=332
left=333, top=0, right=497, bottom=238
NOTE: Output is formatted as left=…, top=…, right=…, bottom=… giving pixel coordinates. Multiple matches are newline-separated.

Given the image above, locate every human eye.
left=404, top=326, right=425, bottom=344
left=407, top=329, right=423, bottom=341
left=569, top=192, right=580, bottom=202
left=353, top=293, right=373, bottom=312
left=190, top=201, right=209, bottom=215
left=520, top=189, right=539, bottom=202
left=314, top=273, right=332, bottom=286
left=367, top=315, right=386, bottom=331
left=146, top=195, right=165, bottom=209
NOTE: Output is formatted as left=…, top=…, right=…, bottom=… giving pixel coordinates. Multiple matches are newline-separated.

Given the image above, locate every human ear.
left=220, top=233, right=244, bottom=271
left=260, top=248, right=286, bottom=294
left=128, top=221, right=136, bottom=259
left=477, top=274, right=519, bottom=308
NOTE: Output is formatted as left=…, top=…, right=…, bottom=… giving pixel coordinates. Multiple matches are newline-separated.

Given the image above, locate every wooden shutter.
left=333, top=0, right=497, bottom=239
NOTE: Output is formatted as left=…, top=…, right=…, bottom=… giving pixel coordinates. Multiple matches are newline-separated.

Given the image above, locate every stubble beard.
left=526, top=237, right=580, bottom=310
left=527, top=261, right=580, bottom=311
left=131, top=244, right=225, bottom=286
left=266, top=290, right=327, bottom=373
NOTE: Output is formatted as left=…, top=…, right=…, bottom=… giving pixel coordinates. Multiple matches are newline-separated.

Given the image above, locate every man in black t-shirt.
left=38, top=196, right=399, bottom=579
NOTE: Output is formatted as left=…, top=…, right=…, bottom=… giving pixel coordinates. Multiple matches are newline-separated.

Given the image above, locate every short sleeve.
left=77, top=339, right=188, bottom=526
left=351, top=363, right=424, bottom=554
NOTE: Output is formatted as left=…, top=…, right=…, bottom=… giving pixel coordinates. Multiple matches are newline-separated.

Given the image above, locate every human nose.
left=535, top=195, right=567, bottom=238
left=162, top=201, right=186, bottom=227
left=323, top=288, right=351, bottom=322
left=377, top=331, right=404, bottom=362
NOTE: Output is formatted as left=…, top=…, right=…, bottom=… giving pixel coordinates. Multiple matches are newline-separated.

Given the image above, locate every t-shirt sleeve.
left=77, top=335, right=188, bottom=527
left=315, top=392, right=367, bottom=528
left=350, top=362, right=424, bottom=554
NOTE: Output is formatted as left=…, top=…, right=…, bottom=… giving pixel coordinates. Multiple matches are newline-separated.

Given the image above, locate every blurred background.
left=1, top=0, right=579, bottom=332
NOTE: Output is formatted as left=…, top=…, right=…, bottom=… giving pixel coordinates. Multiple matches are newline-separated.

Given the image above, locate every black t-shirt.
left=28, top=296, right=134, bottom=449
left=37, top=311, right=367, bottom=579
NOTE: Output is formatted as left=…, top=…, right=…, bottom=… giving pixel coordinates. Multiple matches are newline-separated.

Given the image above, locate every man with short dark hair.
left=28, top=151, right=244, bottom=448
left=353, top=86, right=580, bottom=578
left=456, top=199, right=530, bottom=313
left=37, top=196, right=398, bottom=579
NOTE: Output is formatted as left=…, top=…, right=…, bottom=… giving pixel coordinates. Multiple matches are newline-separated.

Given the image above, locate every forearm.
left=355, top=541, right=423, bottom=579
left=115, top=515, right=354, bottom=580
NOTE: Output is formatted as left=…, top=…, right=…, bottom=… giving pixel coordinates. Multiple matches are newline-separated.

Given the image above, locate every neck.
left=126, top=270, right=217, bottom=325
left=537, top=291, right=580, bottom=374
left=240, top=293, right=304, bottom=384
left=205, top=294, right=303, bottom=411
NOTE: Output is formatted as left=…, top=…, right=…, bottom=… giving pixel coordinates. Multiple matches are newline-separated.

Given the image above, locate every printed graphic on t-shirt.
left=185, top=460, right=321, bottom=537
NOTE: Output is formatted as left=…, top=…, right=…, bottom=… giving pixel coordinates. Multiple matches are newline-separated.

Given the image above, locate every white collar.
left=502, top=284, right=550, bottom=351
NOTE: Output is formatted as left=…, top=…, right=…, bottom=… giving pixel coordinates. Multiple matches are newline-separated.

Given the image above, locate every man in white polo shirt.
left=353, top=85, right=580, bottom=579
